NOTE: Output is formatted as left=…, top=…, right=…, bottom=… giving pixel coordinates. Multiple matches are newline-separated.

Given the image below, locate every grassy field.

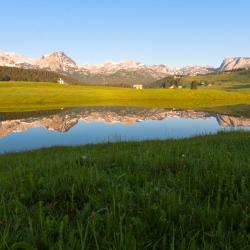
left=180, top=69, right=250, bottom=93
left=0, top=131, right=249, bottom=249
left=0, top=81, right=250, bottom=115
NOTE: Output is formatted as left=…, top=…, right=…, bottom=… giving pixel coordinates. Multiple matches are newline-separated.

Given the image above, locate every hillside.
left=0, top=50, right=214, bottom=85
left=1, top=50, right=250, bottom=86
left=150, top=68, right=250, bottom=91
left=71, top=69, right=158, bottom=86
left=0, top=66, right=82, bottom=84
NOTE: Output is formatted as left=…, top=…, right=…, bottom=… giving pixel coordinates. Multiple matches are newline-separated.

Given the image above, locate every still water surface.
left=0, top=107, right=249, bottom=153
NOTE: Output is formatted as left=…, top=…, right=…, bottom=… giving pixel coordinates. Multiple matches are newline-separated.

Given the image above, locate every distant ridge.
left=0, top=50, right=250, bottom=85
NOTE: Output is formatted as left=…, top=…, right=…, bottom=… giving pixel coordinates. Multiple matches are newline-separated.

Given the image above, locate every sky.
left=1, top=0, right=250, bottom=67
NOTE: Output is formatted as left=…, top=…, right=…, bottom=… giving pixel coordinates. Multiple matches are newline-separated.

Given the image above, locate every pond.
left=0, top=106, right=250, bottom=153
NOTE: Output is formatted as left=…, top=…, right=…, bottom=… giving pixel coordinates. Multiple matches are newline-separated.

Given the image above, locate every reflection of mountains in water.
left=0, top=107, right=250, bottom=138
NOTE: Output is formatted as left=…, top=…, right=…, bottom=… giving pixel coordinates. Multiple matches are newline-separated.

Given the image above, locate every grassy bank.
left=0, top=131, right=250, bottom=249
left=0, top=82, right=250, bottom=115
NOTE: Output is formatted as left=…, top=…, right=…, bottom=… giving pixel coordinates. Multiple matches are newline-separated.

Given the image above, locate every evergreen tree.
left=191, top=81, right=198, bottom=89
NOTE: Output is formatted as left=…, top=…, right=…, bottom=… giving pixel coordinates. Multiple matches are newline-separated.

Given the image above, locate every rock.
left=219, top=57, right=250, bottom=71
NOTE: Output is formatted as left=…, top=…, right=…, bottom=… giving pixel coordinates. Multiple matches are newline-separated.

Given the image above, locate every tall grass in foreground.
left=0, top=131, right=250, bottom=249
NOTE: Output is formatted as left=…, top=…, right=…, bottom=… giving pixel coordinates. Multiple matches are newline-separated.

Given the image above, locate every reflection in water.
left=0, top=107, right=250, bottom=153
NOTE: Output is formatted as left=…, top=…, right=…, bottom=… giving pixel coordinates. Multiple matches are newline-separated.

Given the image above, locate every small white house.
left=58, top=78, right=65, bottom=85
left=133, top=84, right=143, bottom=90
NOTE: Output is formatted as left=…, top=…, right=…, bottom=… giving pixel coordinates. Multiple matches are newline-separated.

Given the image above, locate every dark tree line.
left=0, top=66, right=82, bottom=84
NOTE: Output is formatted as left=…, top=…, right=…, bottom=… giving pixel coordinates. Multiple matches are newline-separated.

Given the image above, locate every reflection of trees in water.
left=0, top=108, right=68, bottom=121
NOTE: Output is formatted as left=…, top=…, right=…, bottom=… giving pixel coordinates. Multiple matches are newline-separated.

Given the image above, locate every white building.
left=58, top=78, right=65, bottom=85
left=133, top=84, right=143, bottom=90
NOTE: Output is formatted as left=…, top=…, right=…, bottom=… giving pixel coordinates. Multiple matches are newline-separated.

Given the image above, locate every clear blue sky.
left=1, top=0, right=249, bottom=67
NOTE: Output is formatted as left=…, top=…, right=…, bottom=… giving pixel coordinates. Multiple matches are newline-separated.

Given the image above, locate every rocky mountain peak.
left=0, top=51, right=33, bottom=66
left=219, top=57, right=250, bottom=71
left=41, top=51, right=67, bottom=59
left=0, top=50, right=249, bottom=85
left=119, top=60, right=142, bottom=67
left=36, top=51, right=77, bottom=72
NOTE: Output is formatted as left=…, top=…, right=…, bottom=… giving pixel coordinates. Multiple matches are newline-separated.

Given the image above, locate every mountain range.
left=0, top=50, right=250, bottom=85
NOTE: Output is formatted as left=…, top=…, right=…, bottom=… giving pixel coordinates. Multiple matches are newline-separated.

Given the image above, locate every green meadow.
left=181, top=69, right=250, bottom=93
left=0, top=81, right=250, bottom=115
left=0, top=131, right=250, bottom=249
